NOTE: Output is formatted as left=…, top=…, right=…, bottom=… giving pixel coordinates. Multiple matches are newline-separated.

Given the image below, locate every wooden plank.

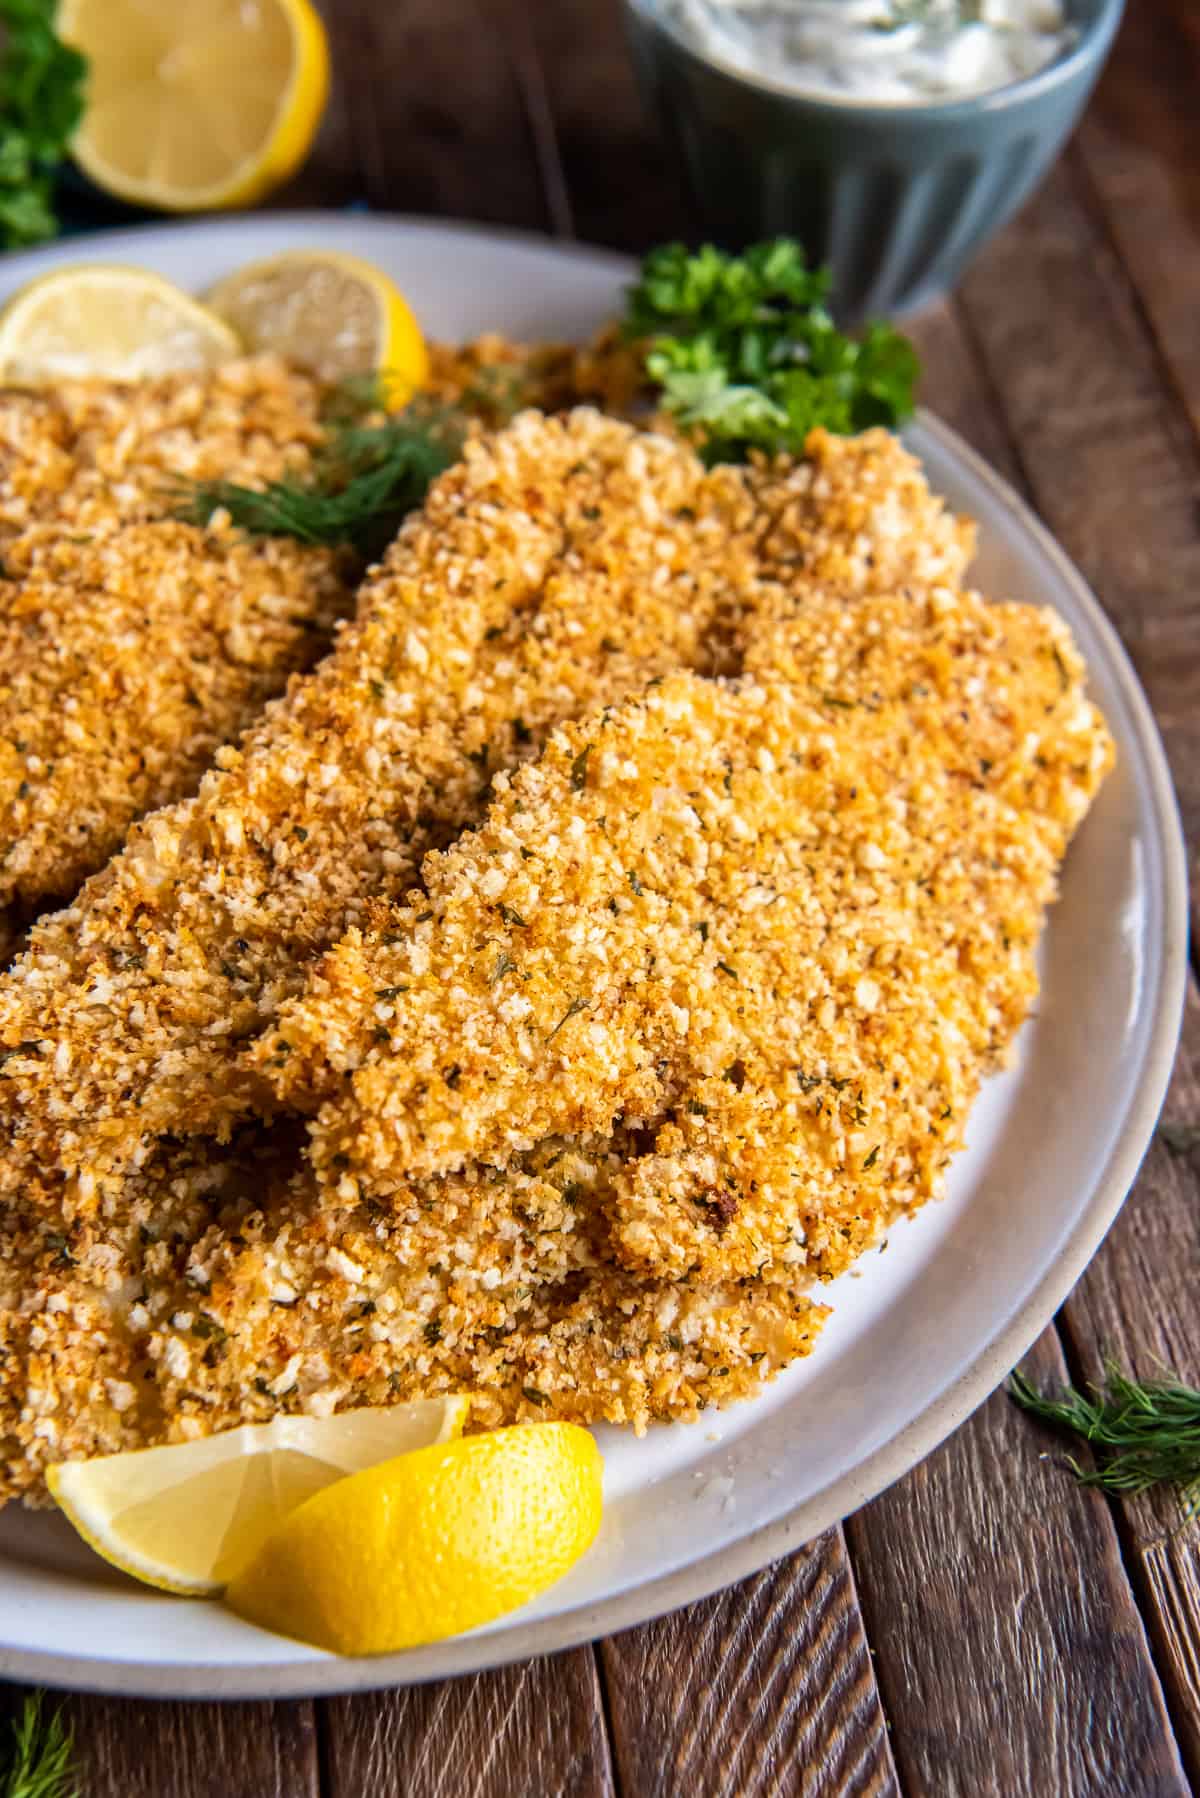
left=525, top=0, right=696, bottom=249
left=313, top=0, right=551, bottom=231
left=944, top=142, right=1200, bottom=1780
left=905, top=301, right=1021, bottom=482
left=321, top=1650, right=614, bottom=1798
left=1073, top=1, right=1200, bottom=445
left=601, top=1533, right=898, bottom=1797
left=849, top=251, right=1190, bottom=1794
left=955, top=160, right=1200, bottom=928
left=848, top=1328, right=1187, bottom=1796
left=274, top=0, right=361, bottom=209
left=1052, top=977, right=1200, bottom=1778
left=0, top=1688, right=319, bottom=1798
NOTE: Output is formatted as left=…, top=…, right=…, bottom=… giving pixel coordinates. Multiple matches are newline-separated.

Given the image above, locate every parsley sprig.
left=1011, top=1360, right=1200, bottom=1516
left=622, top=238, right=919, bottom=463
left=0, top=0, right=88, bottom=249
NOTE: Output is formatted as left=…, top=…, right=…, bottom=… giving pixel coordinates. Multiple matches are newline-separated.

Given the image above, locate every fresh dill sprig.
left=174, top=389, right=465, bottom=561
left=622, top=238, right=919, bottom=464
left=1, top=1693, right=78, bottom=1798
left=1010, top=1361, right=1200, bottom=1514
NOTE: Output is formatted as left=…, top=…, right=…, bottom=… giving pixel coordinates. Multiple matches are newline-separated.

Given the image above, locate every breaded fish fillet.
left=254, top=421, right=973, bottom=1114
left=0, top=356, right=326, bottom=567
left=0, top=411, right=966, bottom=1213
left=0, top=1120, right=826, bottom=1503
left=0, top=523, right=348, bottom=925
left=269, top=588, right=1112, bottom=1214
left=0, top=580, right=1111, bottom=1502
left=0, top=411, right=757, bottom=1209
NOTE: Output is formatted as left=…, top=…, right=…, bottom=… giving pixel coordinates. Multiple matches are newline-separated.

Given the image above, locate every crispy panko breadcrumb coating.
left=0, top=356, right=352, bottom=940
left=0, top=409, right=968, bottom=1213
left=0, top=584, right=1112, bottom=1502
left=0, top=523, right=348, bottom=922
left=254, top=420, right=971, bottom=1112
left=278, top=593, right=1111, bottom=1223
left=0, top=1121, right=827, bottom=1503
left=0, top=356, right=327, bottom=569
left=0, top=410, right=759, bottom=1209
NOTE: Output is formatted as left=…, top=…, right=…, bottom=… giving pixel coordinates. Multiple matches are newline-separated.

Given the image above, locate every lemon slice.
left=206, top=251, right=430, bottom=394
left=0, top=265, right=241, bottom=383
left=47, top=1398, right=470, bottom=1596
left=227, top=1423, right=603, bottom=1655
left=60, top=0, right=329, bottom=212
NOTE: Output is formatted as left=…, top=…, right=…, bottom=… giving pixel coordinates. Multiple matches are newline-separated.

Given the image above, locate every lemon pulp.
left=207, top=250, right=430, bottom=392
left=60, top=0, right=330, bottom=212
left=48, top=1398, right=470, bottom=1595
left=0, top=265, right=240, bottom=382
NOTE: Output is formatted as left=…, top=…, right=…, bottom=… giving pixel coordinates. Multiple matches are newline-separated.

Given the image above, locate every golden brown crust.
left=0, top=409, right=966, bottom=1212
left=0, top=524, right=348, bottom=917
left=0, top=357, right=353, bottom=939
left=0, top=391, right=1116, bottom=1507
left=271, top=594, right=1110, bottom=1240
left=0, top=584, right=1112, bottom=1500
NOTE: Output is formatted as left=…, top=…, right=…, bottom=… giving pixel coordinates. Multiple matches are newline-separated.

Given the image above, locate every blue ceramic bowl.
left=624, top=0, right=1125, bottom=320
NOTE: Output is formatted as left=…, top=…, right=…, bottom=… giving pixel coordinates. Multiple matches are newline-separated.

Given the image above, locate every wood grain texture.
left=1075, top=1, right=1200, bottom=445
left=525, top=0, right=688, bottom=250
left=904, top=302, right=1020, bottom=482
left=1052, top=978, right=1200, bottom=1779
left=954, top=160, right=1200, bottom=936
left=271, top=0, right=361, bottom=210
left=602, top=1531, right=898, bottom=1797
left=321, top=1650, right=613, bottom=1798
left=2, top=1692, right=320, bottom=1798
left=945, top=140, right=1200, bottom=1780
left=849, top=1329, right=1186, bottom=1797
left=315, top=0, right=550, bottom=229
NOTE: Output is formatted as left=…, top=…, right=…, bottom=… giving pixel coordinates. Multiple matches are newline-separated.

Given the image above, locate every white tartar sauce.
left=662, top=0, right=1077, bottom=104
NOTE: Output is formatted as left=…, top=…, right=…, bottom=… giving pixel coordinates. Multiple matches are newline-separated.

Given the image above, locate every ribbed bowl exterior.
left=625, top=0, right=1124, bottom=320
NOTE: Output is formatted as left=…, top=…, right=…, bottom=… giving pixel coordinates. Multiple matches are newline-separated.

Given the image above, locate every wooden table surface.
left=6, top=3, right=1200, bottom=1792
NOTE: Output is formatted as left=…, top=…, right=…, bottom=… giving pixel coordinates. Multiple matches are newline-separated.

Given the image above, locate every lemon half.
left=60, top=0, right=330, bottom=213
left=227, top=1423, right=603, bottom=1655
left=48, top=1398, right=469, bottom=1596
left=0, top=265, right=241, bottom=383
left=206, top=250, right=430, bottom=393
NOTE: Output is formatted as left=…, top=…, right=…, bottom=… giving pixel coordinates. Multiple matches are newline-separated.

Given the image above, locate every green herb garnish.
left=175, top=394, right=464, bottom=561
left=0, top=1693, right=78, bottom=1798
left=623, top=238, right=919, bottom=464
left=1011, top=1361, right=1200, bottom=1514
left=548, top=995, right=589, bottom=1039
left=570, top=744, right=591, bottom=792
left=0, top=1, right=87, bottom=250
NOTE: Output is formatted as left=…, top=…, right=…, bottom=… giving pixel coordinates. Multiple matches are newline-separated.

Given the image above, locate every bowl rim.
left=624, top=0, right=1126, bottom=123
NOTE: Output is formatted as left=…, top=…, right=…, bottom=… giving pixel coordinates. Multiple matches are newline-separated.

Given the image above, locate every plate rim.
left=0, top=214, right=1186, bottom=1700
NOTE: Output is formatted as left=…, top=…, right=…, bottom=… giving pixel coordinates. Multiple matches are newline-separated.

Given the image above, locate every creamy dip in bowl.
left=624, top=0, right=1124, bottom=318
left=665, top=0, right=1077, bottom=105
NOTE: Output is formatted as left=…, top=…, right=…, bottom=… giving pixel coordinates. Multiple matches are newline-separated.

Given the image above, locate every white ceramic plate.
left=0, top=215, right=1185, bottom=1698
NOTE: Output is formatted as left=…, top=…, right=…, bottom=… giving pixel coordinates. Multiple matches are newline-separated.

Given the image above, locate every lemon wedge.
left=227, top=1423, right=603, bottom=1655
left=0, top=265, right=241, bottom=383
left=206, top=250, right=430, bottom=394
left=47, top=1398, right=470, bottom=1597
left=59, top=0, right=329, bottom=213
